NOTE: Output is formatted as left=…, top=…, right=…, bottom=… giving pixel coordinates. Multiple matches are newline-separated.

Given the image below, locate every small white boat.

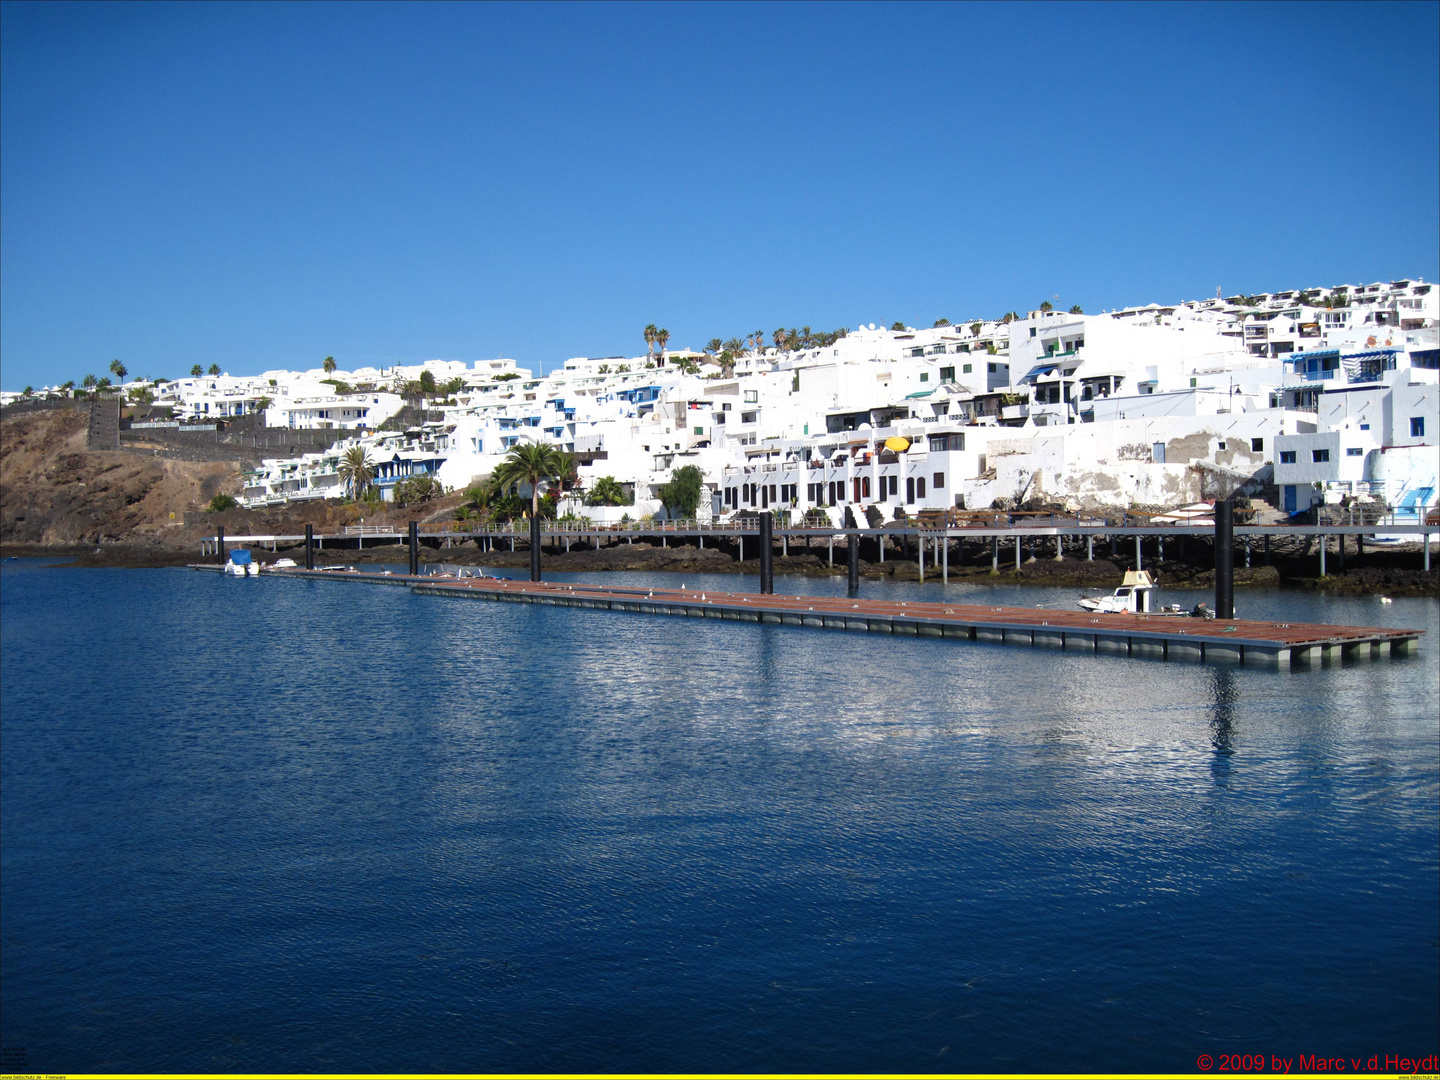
left=224, top=549, right=257, bottom=577
left=1078, top=570, right=1214, bottom=617
left=1078, top=570, right=1156, bottom=613
left=270, top=557, right=297, bottom=569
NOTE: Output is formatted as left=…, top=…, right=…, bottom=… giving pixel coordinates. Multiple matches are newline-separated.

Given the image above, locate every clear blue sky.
left=2, top=0, right=1436, bottom=389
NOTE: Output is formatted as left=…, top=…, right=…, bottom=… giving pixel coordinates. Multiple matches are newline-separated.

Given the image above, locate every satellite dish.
left=868, top=323, right=876, bottom=331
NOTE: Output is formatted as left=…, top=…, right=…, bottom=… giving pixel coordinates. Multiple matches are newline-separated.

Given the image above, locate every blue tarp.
left=1021, top=363, right=1059, bottom=383
left=228, top=549, right=252, bottom=564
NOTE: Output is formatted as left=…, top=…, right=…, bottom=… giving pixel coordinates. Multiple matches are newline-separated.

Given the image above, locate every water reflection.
left=1208, top=668, right=1238, bottom=785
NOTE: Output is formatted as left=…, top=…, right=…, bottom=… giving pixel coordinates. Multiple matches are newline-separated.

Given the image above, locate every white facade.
left=205, top=277, right=1440, bottom=522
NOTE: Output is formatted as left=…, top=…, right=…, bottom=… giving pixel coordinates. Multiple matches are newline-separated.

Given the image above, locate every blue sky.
left=2, top=0, right=1436, bottom=389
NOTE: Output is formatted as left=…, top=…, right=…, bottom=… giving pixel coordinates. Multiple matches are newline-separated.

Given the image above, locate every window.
left=694, top=426, right=704, bottom=436
left=741, top=412, right=756, bottom=424
left=919, top=372, right=929, bottom=382
left=1359, top=423, right=1369, bottom=430
left=1217, top=441, right=1226, bottom=450
left=1312, top=449, right=1330, bottom=463
left=744, top=390, right=758, bottom=403
left=1029, top=327, right=1037, bottom=337
left=940, top=366, right=955, bottom=381
left=1280, top=451, right=1297, bottom=464
left=906, top=477, right=915, bottom=503
left=917, top=477, right=926, bottom=498
left=933, top=472, right=944, bottom=489
left=862, top=476, right=871, bottom=499
left=1411, top=417, right=1426, bottom=438
left=963, top=363, right=972, bottom=374
left=888, top=475, right=898, bottom=497
left=1346, top=447, right=1363, bottom=457
left=1190, top=377, right=1197, bottom=388
left=988, top=363, right=997, bottom=373
left=1251, top=437, right=1263, bottom=452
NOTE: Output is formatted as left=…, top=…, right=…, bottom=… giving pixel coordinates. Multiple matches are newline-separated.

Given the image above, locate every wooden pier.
left=253, top=568, right=1422, bottom=670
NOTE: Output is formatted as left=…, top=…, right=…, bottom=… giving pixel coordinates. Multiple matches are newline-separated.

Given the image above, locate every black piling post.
left=408, top=520, right=419, bottom=577
left=304, top=523, right=314, bottom=570
left=530, top=515, right=542, bottom=582
left=759, top=512, right=774, bottom=594
left=847, top=532, right=859, bottom=594
left=1215, top=497, right=1234, bottom=620
left=216, top=527, right=226, bottom=565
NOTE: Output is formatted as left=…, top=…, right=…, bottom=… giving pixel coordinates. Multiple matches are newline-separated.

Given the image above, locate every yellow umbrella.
left=884, top=436, right=911, bottom=452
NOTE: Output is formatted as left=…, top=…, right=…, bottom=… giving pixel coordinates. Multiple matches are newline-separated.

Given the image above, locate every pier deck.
left=250, top=567, right=1421, bottom=669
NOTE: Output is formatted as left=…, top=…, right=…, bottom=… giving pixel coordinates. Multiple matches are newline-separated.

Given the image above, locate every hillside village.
left=7, top=279, right=1438, bottom=527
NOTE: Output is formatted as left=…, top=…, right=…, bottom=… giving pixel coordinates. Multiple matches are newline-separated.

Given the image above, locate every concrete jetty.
left=248, top=568, right=1422, bottom=670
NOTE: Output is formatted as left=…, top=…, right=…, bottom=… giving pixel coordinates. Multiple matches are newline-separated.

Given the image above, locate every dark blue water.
left=3, top=560, right=1437, bottom=1073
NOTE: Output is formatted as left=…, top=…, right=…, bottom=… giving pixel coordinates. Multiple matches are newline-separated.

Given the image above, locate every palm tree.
left=208, top=363, right=221, bottom=375
left=585, top=475, right=627, bottom=507
left=773, top=328, right=786, bottom=350
left=643, top=324, right=657, bottom=362
left=110, top=359, right=128, bottom=382
left=1069, top=304, right=1084, bottom=314
left=339, top=446, right=374, bottom=501
left=753, top=331, right=764, bottom=354
left=723, top=336, right=745, bottom=358
left=191, top=364, right=203, bottom=377
left=323, top=356, right=337, bottom=375
left=551, top=450, right=579, bottom=495
left=705, top=338, right=723, bottom=360
left=492, top=440, right=561, bottom=518
left=655, top=328, right=670, bottom=364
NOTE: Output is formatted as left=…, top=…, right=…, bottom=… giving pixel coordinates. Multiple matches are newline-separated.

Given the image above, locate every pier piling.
left=1215, top=498, right=1234, bottom=619
left=304, top=524, right=314, bottom=570
left=847, top=533, right=859, bottom=594
left=408, top=520, right=419, bottom=577
left=529, top=516, right=541, bottom=582
left=760, top=512, right=774, bottom=594
left=216, top=527, right=225, bottom=566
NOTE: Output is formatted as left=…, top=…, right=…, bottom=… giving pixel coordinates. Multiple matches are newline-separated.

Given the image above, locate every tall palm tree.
left=753, top=331, right=764, bottom=354
left=492, top=440, right=561, bottom=518
left=110, top=359, right=128, bottom=382
left=323, top=356, right=337, bottom=375
left=773, top=328, right=786, bottom=350
left=655, top=328, right=670, bottom=364
left=723, top=336, right=745, bottom=357
left=705, top=338, right=723, bottom=360
left=551, top=450, right=579, bottom=495
left=643, top=324, right=657, bottom=363
left=339, top=446, right=374, bottom=501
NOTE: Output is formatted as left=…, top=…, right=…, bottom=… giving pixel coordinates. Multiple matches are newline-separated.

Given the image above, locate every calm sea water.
left=2, top=559, right=1436, bottom=1073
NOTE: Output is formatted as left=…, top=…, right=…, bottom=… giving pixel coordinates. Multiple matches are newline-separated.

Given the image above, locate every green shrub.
left=206, top=494, right=239, bottom=513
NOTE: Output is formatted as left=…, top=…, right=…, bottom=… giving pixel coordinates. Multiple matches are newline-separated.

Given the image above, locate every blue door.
left=1284, top=485, right=1297, bottom=513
